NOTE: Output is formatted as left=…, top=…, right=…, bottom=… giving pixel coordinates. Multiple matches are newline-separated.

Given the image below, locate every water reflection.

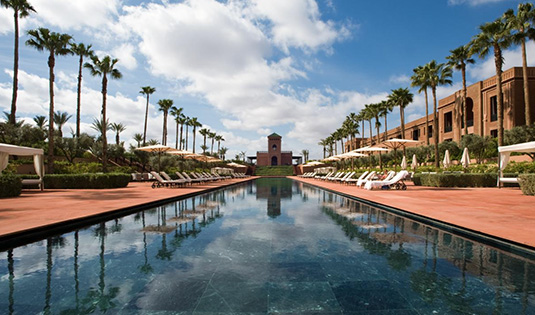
left=256, top=178, right=293, bottom=218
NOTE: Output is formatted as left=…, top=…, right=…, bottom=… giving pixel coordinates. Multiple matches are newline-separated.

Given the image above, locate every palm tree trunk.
left=143, top=95, right=149, bottom=146
left=376, top=119, right=382, bottom=169
left=192, top=128, right=196, bottom=153
left=521, top=38, right=531, bottom=126
left=175, top=121, right=179, bottom=149
left=203, top=136, right=207, bottom=154
left=102, top=74, right=108, bottom=172
left=217, top=141, right=221, bottom=156
left=9, top=11, right=19, bottom=125
left=368, top=120, right=373, bottom=146
left=47, top=53, right=55, bottom=174
left=116, top=132, right=120, bottom=145
left=425, top=88, right=429, bottom=145
left=361, top=121, right=365, bottom=147
left=185, top=126, right=189, bottom=150
left=433, top=88, right=439, bottom=168
left=494, top=45, right=504, bottom=146
left=384, top=115, right=388, bottom=141
left=162, top=112, right=167, bottom=146
left=76, top=54, right=83, bottom=138
left=462, top=64, right=468, bottom=136
left=211, top=138, right=215, bottom=154
left=179, top=124, right=184, bottom=150
left=401, top=106, right=407, bottom=156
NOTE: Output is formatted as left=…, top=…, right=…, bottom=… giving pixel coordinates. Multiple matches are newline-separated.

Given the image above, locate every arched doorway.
left=466, top=97, right=474, bottom=127
left=271, top=156, right=278, bottom=166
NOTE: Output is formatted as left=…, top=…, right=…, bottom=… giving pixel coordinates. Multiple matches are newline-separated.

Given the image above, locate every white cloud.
left=111, top=43, right=137, bottom=70
left=0, top=8, right=12, bottom=35
left=389, top=74, right=411, bottom=85
left=447, top=0, right=508, bottom=6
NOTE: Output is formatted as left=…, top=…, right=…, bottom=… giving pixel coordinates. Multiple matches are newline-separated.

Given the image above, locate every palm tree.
left=53, top=111, right=72, bottom=138
left=411, top=64, right=432, bottom=145
left=447, top=45, right=475, bottom=136
left=219, top=147, right=228, bottom=160
left=2, top=0, right=35, bottom=125
left=157, top=99, right=173, bottom=146
left=388, top=88, right=414, bottom=144
left=215, top=135, right=224, bottom=156
left=177, top=115, right=187, bottom=150
left=209, top=131, right=216, bottom=154
left=346, top=112, right=360, bottom=150
left=170, top=106, right=183, bottom=149
left=133, top=133, right=143, bottom=147
left=199, top=128, right=210, bottom=154
left=504, top=3, right=535, bottom=126
left=110, top=122, right=126, bottom=145
left=362, top=105, right=374, bottom=146
left=139, top=86, right=156, bottom=146
left=379, top=100, right=394, bottom=141
left=70, top=42, right=93, bottom=138
left=470, top=18, right=512, bottom=146
left=367, top=103, right=383, bottom=168
left=33, top=115, right=47, bottom=131
left=301, top=149, right=309, bottom=162
left=84, top=55, right=122, bottom=172
left=318, top=138, right=327, bottom=159
left=91, top=117, right=111, bottom=138
left=26, top=28, right=72, bottom=173
left=426, top=60, right=452, bottom=167
left=184, top=116, right=191, bottom=151
left=189, top=117, right=202, bottom=153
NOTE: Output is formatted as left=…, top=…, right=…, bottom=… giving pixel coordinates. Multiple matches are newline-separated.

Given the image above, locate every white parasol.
left=460, top=147, right=470, bottom=169
left=411, top=154, right=418, bottom=170
left=381, top=138, right=419, bottom=170
left=136, top=144, right=175, bottom=171
left=443, top=149, right=451, bottom=168
left=400, top=155, right=408, bottom=170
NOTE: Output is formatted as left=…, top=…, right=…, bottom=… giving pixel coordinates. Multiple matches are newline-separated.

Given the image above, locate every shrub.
left=255, top=166, right=294, bottom=176
left=518, top=174, right=535, bottom=196
left=44, top=173, right=131, bottom=189
left=412, top=173, right=497, bottom=187
left=0, top=174, right=22, bottom=198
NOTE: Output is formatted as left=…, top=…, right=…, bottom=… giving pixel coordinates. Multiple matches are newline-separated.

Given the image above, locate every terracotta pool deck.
left=293, top=176, right=535, bottom=251
left=1, top=176, right=534, bottom=252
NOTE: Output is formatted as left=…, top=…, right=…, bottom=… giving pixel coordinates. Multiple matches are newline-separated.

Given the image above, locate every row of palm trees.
left=137, top=87, right=226, bottom=157
left=320, top=3, right=534, bottom=167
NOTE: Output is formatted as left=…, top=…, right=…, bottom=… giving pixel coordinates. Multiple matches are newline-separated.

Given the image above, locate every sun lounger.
left=345, top=171, right=368, bottom=185
left=336, top=172, right=355, bottom=183
left=356, top=171, right=376, bottom=188
left=160, top=171, right=187, bottom=186
left=150, top=171, right=185, bottom=188
left=315, top=172, right=332, bottom=180
left=364, top=171, right=409, bottom=190
left=176, top=172, right=193, bottom=185
left=181, top=172, right=205, bottom=184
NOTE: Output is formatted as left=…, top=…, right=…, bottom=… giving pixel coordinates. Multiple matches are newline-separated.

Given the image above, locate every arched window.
left=272, top=144, right=277, bottom=151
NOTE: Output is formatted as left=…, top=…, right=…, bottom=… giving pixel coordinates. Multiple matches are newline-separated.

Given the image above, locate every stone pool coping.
left=292, top=176, right=535, bottom=252
left=0, top=177, right=257, bottom=248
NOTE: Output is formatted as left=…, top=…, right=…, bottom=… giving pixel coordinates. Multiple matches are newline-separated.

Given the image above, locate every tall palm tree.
left=215, top=135, right=224, bottom=157
left=219, top=147, right=228, bottom=160
left=209, top=131, right=216, bottom=154
left=471, top=18, right=512, bottom=146
left=110, top=122, right=126, bottom=145
left=177, top=115, right=187, bottom=150
left=388, top=88, right=414, bottom=143
left=2, top=0, right=35, bottom=125
left=184, top=116, right=191, bottom=151
left=199, top=128, right=210, bottom=154
left=504, top=3, right=535, bottom=126
left=157, top=99, right=173, bottom=146
left=426, top=60, right=452, bottom=167
left=379, top=100, right=393, bottom=141
left=189, top=117, right=202, bottom=153
left=53, top=111, right=71, bottom=138
left=411, top=64, right=432, bottom=145
left=447, top=45, right=475, bottom=136
left=139, top=86, right=156, bottom=146
left=33, top=115, right=47, bottom=131
left=70, top=42, right=93, bottom=138
left=26, top=28, right=72, bottom=173
left=347, top=112, right=360, bottom=150
left=366, top=103, right=383, bottom=168
left=133, top=133, right=143, bottom=148
left=91, top=117, right=111, bottom=139
left=84, top=55, right=122, bottom=172
left=318, top=138, right=327, bottom=159
left=362, top=105, right=374, bottom=146
left=169, top=106, right=183, bottom=149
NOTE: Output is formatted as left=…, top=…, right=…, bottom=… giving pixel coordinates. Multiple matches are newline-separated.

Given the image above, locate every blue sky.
left=0, top=0, right=533, bottom=160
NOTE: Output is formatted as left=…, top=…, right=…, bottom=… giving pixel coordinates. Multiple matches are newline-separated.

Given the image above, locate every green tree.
left=170, top=106, right=183, bottom=149
left=91, top=117, right=111, bottom=139
left=504, top=3, right=535, bottom=126
left=2, top=0, right=35, bottom=125
left=215, top=134, right=224, bottom=157
left=209, top=131, right=216, bottom=154
left=388, top=88, right=414, bottom=146
left=318, top=138, right=327, bottom=159
left=84, top=55, right=122, bottom=172
left=70, top=42, right=93, bottom=138
left=426, top=61, right=452, bottom=167
left=379, top=100, right=393, bottom=141
left=189, top=117, right=202, bottom=153
left=33, top=115, right=47, bottom=132
left=110, top=122, right=126, bottom=145
left=26, top=28, right=72, bottom=173
left=447, top=45, right=475, bottom=136
left=139, top=86, right=156, bottom=146
left=53, top=110, right=72, bottom=138
left=133, top=133, right=143, bottom=148
left=177, top=115, right=187, bottom=150
left=157, top=99, right=173, bottom=146
left=346, top=112, right=360, bottom=150
left=199, top=128, right=210, bottom=154
left=411, top=64, right=431, bottom=145
left=219, top=147, right=228, bottom=160
left=184, top=116, right=191, bottom=151
left=470, top=18, right=512, bottom=146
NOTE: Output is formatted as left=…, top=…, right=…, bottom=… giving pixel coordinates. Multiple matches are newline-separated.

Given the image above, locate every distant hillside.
left=254, top=166, right=294, bottom=176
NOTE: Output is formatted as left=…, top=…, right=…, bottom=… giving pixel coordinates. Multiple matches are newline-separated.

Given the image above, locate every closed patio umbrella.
left=400, top=155, right=408, bottom=170
left=136, top=144, right=174, bottom=171
left=443, top=150, right=451, bottom=169
left=411, top=154, right=418, bottom=171
left=461, top=148, right=470, bottom=169
left=381, top=138, right=419, bottom=170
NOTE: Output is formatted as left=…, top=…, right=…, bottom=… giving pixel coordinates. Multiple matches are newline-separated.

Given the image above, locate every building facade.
left=345, top=66, right=535, bottom=151
left=253, top=133, right=295, bottom=166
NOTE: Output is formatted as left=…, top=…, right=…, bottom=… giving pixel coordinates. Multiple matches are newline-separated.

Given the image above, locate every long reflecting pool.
left=0, top=178, right=534, bottom=314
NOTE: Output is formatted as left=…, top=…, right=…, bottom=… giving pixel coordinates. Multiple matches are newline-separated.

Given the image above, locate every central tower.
left=267, top=133, right=282, bottom=166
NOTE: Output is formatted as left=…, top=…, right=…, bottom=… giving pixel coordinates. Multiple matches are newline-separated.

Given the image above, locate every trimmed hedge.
left=43, top=173, right=131, bottom=189
left=412, top=173, right=498, bottom=188
left=518, top=174, right=535, bottom=196
left=0, top=174, right=22, bottom=198
left=255, top=166, right=294, bottom=176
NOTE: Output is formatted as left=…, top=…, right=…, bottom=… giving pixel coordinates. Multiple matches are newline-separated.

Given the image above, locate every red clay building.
left=251, top=133, right=296, bottom=166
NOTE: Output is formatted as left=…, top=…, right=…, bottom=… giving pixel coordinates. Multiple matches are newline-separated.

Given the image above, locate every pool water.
left=0, top=178, right=534, bottom=314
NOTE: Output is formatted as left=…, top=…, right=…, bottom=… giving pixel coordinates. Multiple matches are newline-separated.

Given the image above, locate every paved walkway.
left=0, top=177, right=256, bottom=240
left=293, top=177, right=535, bottom=250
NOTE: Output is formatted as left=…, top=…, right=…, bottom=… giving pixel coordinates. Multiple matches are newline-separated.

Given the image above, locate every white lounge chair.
left=356, top=171, right=376, bottom=188
left=345, top=171, right=368, bottom=185
left=364, top=171, right=409, bottom=190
